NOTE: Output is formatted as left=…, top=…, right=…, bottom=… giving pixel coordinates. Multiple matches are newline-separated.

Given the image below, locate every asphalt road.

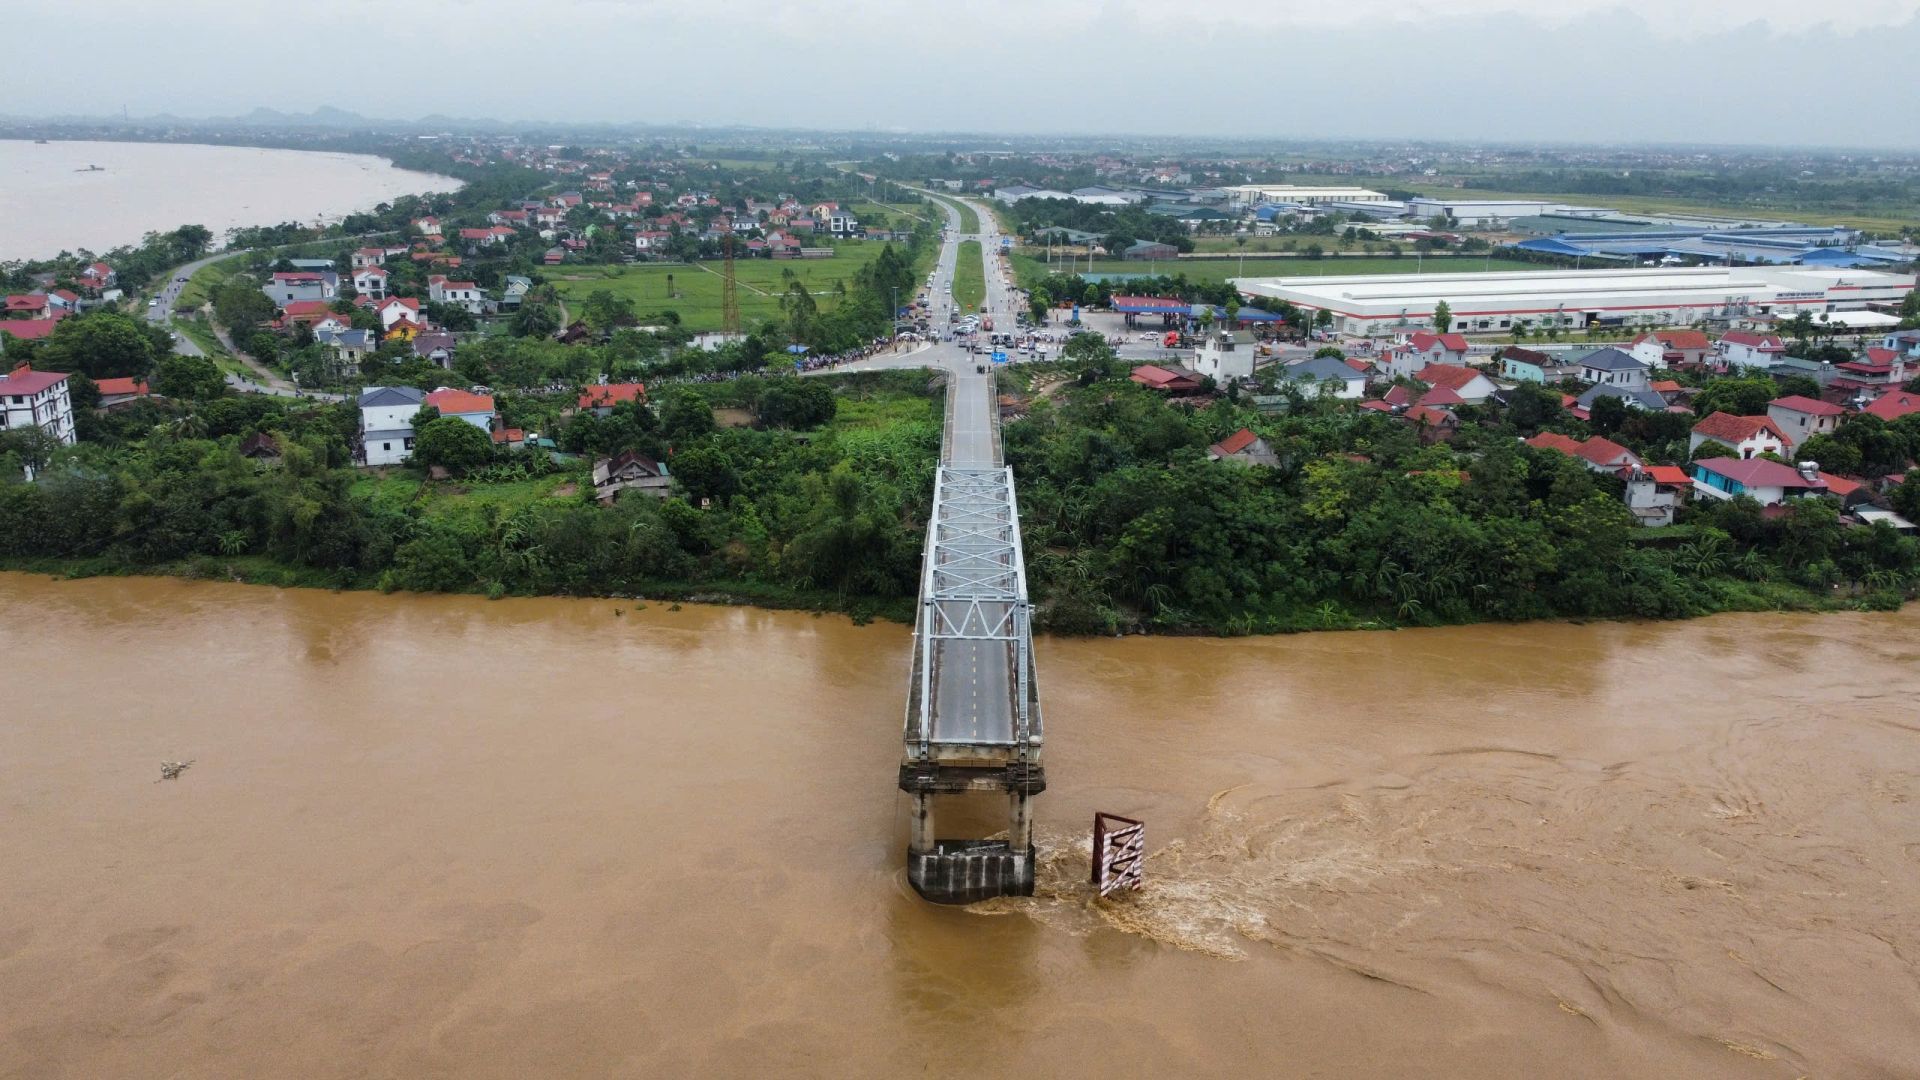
left=919, top=196, right=1020, bottom=749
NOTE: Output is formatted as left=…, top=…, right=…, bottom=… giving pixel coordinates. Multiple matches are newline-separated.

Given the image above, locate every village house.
left=1207, top=427, right=1279, bottom=467
left=1578, top=347, right=1650, bottom=389
left=78, top=262, right=116, bottom=290
left=1129, top=364, right=1204, bottom=393
left=1691, top=457, right=1829, bottom=505
left=3, top=293, right=52, bottom=319
left=427, top=276, right=486, bottom=314
left=491, top=427, right=527, bottom=452
left=1623, top=465, right=1693, bottom=527
left=425, top=388, right=496, bottom=431
left=0, top=364, right=77, bottom=449
left=1192, top=329, right=1256, bottom=383
left=1766, top=395, right=1845, bottom=451
left=350, top=248, right=386, bottom=269
left=93, top=376, right=151, bottom=409
left=1415, top=362, right=1497, bottom=405
left=374, top=297, right=425, bottom=337
left=263, top=271, right=338, bottom=305
left=1630, top=329, right=1712, bottom=369
left=315, top=327, right=377, bottom=376
left=413, top=216, right=442, bottom=236
left=1831, top=347, right=1907, bottom=395
left=1406, top=330, right=1470, bottom=367
left=579, top=383, right=647, bottom=416
left=1496, top=345, right=1579, bottom=383
left=1279, top=354, right=1367, bottom=398
left=351, top=265, right=389, bottom=300
left=239, top=432, right=282, bottom=464
left=1690, top=412, right=1787, bottom=459
left=358, top=386, right=425, bottom=466
left=592, top=450, right=672, bottom=503
left=413, top=332, right=457, bottom=369
left=1879, top=329, right=1920, bottom=359
left=1863, top=389, right=1920, bottom=422
left=1523, top=431, right=1643, bottom=474
left=1719, top=330, right=1787, bottom=371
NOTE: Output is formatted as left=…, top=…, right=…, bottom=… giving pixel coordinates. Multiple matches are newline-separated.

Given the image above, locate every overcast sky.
left=9, top=0, right=1920, bottom=147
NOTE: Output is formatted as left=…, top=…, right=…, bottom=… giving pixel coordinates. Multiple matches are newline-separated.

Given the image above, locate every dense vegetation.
left=0, top=371, right=939, bottom=621
left=1000, top=345, right=1920, bottom=634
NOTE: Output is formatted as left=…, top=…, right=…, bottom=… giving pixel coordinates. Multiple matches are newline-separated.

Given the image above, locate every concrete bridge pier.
left=900, top=765, right=1045, bottom=904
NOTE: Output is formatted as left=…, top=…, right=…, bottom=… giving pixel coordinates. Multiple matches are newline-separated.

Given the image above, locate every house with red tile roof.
left=425, top=388, right=496, bottom=431
left=1622, top=464, right=1693, bottom=526
left=1630, top=330, right=1711, bottom=369
left=0, top=363, right=76, bottom=448
left=4, top=293, right=51, bottom=319
left=350, top=247, right=387, bottom=269
left=78, top=262, right=116, bottom=290
left=1207, top=427, right=1278, bottom=467
left=1719, top=331, right=1787, bottom=371
left=579, top=383, right=647, bottom=415
left=1765, top=396, right=1845, bottom=450
left=94, top=377, right=151, bottom=408
left=1414, top=362, right=1496, bottom=404
left=1129, top=364, right=1203, bottom=393
left=1691, top=457, right=1828, bottom=505
left=1863, top=389, right=1920, bottom=422
left=1524, top=431, right=1585, bottom=455
left=1524, top=431, right=1642, bottom=474
left=1690, top=412, right=1786, bottom=459
left=351, top=265, right=390, bottom=300
left=0, top=319, right=61, bottom=351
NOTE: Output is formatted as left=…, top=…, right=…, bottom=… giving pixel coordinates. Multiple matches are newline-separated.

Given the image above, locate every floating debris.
left=157, top=760, right=194, bottom=782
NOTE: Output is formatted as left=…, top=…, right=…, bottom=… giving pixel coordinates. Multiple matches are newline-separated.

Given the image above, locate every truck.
left=983, top=315, right=994, bottom=332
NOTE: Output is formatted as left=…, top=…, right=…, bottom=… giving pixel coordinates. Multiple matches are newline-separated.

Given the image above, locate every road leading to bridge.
left=898, top=195, right=1047, bottom=905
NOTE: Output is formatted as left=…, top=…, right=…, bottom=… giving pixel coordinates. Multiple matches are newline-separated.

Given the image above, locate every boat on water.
left=76, top=164, right=104, bottom=173
left=34, top=139, right=49, bottom=144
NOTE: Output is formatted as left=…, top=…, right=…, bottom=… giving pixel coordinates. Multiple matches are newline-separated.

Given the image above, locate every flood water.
left=0, top=140, right=461, bottom=260
left=2, top=573, right=1917, bottom=1078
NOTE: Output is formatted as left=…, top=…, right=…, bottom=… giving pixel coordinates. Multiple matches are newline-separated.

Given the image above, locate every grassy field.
left=544, top=245, right=893, bottom=332
left=1013, top=253, right=1544, bottom=287
left=953, top=241, right=985, bottom=312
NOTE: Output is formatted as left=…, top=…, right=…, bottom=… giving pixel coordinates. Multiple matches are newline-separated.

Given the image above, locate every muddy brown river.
left=2, top=573, right=1918, bottom=1077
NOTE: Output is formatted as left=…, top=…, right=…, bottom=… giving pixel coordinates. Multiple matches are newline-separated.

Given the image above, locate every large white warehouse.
left=1220, top=185, right=1390, bottom=208
left=1230, top=266, right=1916, bottom=337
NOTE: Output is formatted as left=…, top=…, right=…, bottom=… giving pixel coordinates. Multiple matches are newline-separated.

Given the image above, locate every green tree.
left=581, top=289, right=637, bottom=332
left=411, top=417, right=493, bottom=475
left=513, top=302, right=561, bottom=339
left=1692, top=377, right=1777, bottom=418
left=38, top=311, right=162, bottom=379
left=152, top=354, right=226, bottom=400
left=212, top=277, right=277, bottom=332
left=1432, top=301, right=1452, bottom=333
left=658, top=388, right=717, bottom=444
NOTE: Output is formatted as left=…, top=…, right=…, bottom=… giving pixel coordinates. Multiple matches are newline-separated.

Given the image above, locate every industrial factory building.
left=1219, top=185, right=1391, bottom=208
left=1230, top=266, right=1916, bottom=337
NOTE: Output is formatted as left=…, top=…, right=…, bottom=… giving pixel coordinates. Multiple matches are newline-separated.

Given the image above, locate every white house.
left=1406, top=331, right=1469, bottom=367
left=1691, top=457, right=1829, bottom=505
left=1192, top=329, right=1257, bottom=383
left=315, top=328, right=376, bottom=376
left=359, top=386, right=424, bottom=466
left=1720, top=331, right=1787, bottom=371
left=352, top=265, right=390, bottom=300
left=1415, top=362, right=1497, bottom=405
left=1765, top=395, right=1844, bottom=451
left=1279, top=354, right=1367, bottom=399
left=427, top=276, right=486, bottom=314
left=425, top=388, right=495, bottom=431
left=375, top=297, right=424, bottom=333
left=1577, top=346, right=1649, bottom=390
left=263, top=271, right=338, bottom=305
left=1690, top=412, right=1787, bottom=460
left=350, top=247, right=386, bottom=269
left=0, top=363, right=77, bottom=450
